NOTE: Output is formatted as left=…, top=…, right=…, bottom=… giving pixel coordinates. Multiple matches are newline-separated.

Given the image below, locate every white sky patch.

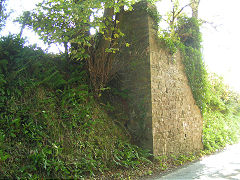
left=1, top=0, right=64, bottom=53
left=199, top=0, right=240, bottom=92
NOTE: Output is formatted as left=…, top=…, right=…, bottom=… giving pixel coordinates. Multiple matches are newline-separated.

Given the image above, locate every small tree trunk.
left=64, top=42, right=69, bottom=61
left=97, top=7, right=114, bottom=54
left=88, top=7, right=115, bottom=94
left=190, top=0, right=200, bottom=18
left=19, top=22, right=25, bottom=38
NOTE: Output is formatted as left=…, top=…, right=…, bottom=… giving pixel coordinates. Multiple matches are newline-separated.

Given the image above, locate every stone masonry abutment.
left=118, top=1, right=203, bottom=156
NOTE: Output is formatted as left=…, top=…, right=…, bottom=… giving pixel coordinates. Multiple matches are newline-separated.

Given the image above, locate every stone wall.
left=117, top=1, right=153, bottom=151
left=149, top=31, right=203, bottom=156
left=118, top=2, right=203, bottom=155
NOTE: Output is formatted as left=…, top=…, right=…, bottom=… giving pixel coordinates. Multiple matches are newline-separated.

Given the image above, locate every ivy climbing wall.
left=118, top=1, right=203, bottom=155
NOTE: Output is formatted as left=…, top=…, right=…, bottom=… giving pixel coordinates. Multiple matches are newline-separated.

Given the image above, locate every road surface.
left=155, top=143, right=240, bottom=180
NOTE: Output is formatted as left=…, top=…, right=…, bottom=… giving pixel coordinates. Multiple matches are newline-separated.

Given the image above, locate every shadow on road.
left=151, top=143, right=240, bottom=180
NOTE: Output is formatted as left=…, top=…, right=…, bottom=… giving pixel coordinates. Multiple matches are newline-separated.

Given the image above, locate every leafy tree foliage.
left=24, top=0, right=136, bottom=55
left=0, top=0, right=9, bottom=31
left=22, top=0, right=141, bottom=94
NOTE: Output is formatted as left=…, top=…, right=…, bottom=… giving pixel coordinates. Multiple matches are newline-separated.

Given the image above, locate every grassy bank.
left=0, top=36, right=151, bottom=179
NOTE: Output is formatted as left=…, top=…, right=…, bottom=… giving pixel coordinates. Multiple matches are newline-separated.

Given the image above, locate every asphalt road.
left=154, top=143, right=240, bottom=180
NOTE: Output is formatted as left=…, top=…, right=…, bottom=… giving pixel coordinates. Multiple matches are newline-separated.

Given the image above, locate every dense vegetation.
left=203, top=74, right=240, bottom=151
left=0, top=35, right=151, bottom=179
left=1, top=0, right=240, bottom=179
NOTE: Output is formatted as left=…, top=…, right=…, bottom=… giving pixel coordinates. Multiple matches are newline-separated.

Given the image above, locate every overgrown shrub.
left=203, top=112, right=240, bottom=151
left=203, top=73, right=240, bottom=151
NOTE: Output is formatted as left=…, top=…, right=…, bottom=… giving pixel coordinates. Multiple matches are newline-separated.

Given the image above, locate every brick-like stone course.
left=150, top=48, right=203, bottom=155
left=118, top=1, right=203, bottom=156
